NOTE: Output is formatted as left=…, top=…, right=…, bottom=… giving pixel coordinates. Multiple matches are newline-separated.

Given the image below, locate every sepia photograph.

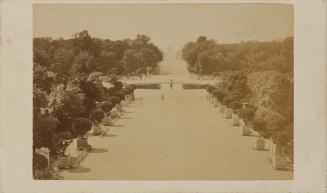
left=32, top=3, right=294, bottom=180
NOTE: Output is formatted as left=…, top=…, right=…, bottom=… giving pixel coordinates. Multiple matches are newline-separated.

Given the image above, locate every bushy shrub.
left=52, top=131, right=73, bottom=156
left=121, top=88, right=131, bottom=95
left=206, top=85, right=215, bottom=94
left=99, top=101, right=113, bottom=113
left=115, top=91, right=125, bottom=101
left=33, top=153, right=49, bottom=179
left=74, top=118, right=92, bottom=136
left=230, top=101, right=242, bottom=112
left=127, top=84, right=136, bottom=91
left=33, top=114, right=58, bottom=151
left=212, top=88, right=225, bottom=102
left=222, top=94, right=237, bottom=107
left=239, top=107, right=255, bottom=124
left=89, top=108, right=105, bottom=123
left=109, top=96, right=121, bottom=106
left=113, top=81, right=123, bottom=91
left=252, top=117, right=270, bottom=138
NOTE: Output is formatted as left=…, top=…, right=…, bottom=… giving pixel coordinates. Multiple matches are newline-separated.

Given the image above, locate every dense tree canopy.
left=34, top=31, right=163, bottom=79
left=182, top=36, right=293, bottom=75
left=200, top=35, right=294, bottom=149
left=33, top=31, right=162, bottom=155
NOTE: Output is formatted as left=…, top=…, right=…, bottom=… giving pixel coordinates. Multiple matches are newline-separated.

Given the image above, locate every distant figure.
left=161, top=94, right=164, bottom=100
left=170, top=79, right=174, bottom=89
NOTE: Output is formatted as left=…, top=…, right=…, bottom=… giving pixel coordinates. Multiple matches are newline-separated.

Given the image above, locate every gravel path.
left=60, top=88, right=292, bottom=180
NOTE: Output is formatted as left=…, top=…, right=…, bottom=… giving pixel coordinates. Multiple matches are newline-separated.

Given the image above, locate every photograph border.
left=1, top=0, right=326, bottom=193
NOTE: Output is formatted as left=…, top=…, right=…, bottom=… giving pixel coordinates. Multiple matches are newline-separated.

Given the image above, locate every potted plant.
left=271, top=132, right=289, bottom=170
left=99, top=101, right=114, bottom=126
left=109, top=96, right=121, bottom=119
left=212, top=89, right=224, bottom=107
left=121, top=88, right=131, bottom=106
left=206, top=85, right=215, bottom=102
left=89, top=108, right=105, bottom=135
left=126, top=85, right=136, bottom=101
left=255, top=136, right=265, bottom=150
left=225, top=108, right=233, bottom=119
left=74, top=118, right=92, bottom=150
left=230, top=101, right=242, bottom=125
left=53, top=131, right=73, bottom=169
left=114, top=91, right=125, bottom=113
left=222, top=94, right=235, bottom=118
left=239, top=106, right=255, bottom=136
left=33, top=153, right=50, bottom=179
left=252, top=117, right=267, bottom=150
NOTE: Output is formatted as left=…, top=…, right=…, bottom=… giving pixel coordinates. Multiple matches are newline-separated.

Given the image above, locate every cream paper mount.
left=0, top=0, right=326, bottom=193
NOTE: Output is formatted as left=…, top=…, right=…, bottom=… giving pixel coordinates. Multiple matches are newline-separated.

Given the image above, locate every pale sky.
left=33, top=4, right=293, bottom=50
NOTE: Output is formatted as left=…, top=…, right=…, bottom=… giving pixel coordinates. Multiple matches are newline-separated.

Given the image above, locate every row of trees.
left=206, top=70, right=293, bottom=147
left=34, top=31, right=163, bottom=87
left=192, top=35, right=293, bottom=158
left=33, top=31, right=162, bottom=177
left=182, top=36, right=293, bottom=75
left=34, top=74, right=135, bottom=156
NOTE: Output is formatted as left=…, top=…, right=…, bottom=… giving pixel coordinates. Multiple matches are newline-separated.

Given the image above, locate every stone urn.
left=70, top=156, right=80, bottom=168
left=56, top=155, right=71, bottom=169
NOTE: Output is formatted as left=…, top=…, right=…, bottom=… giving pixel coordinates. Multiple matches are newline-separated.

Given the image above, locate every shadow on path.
left=112, top=124, right=124, bottom=128
left=103, top=134, right=118, bottom=137
left=89, top=148, right=108, bottom=153
left=124, top=111, right=135, bottom=113
left=68, top=166, right=92, bottom=173
left=120, top=117, right=131, bottom=119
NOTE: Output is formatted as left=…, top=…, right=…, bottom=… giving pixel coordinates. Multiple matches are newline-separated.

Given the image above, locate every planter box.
left=56, top=156, right=71, bottom=169
left=225, top=108, right=233, bottom=119
left=92, top=125, right=102, bottom=136
left=70, top=157, right=80, bottom=168
left=241, top=125, right=252, bottom=136
left=254, top=138, right=265, bottom=150
left=272, top=155, right=288, bottom=170
left=232, top=114, right=240, bottom=126
left=219, top=105, right=226, bottom=113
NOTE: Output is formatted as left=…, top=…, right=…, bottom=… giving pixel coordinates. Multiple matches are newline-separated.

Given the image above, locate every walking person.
left=170, top=79, right=174, bottom=89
